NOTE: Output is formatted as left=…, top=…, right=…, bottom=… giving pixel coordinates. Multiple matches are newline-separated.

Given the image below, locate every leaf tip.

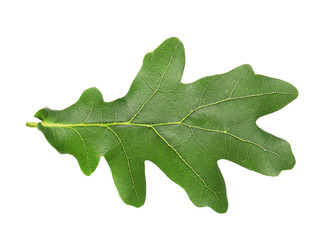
left=159, top=37, right=184, bottom=51
left=165, top=36, right=181, bottom=42
left=34, top=108, right=49, bottom=121
left=78, top=159, right=100, bottom=177
left=198, top=203, right=228, bottom=214
left=122, top=197, right=145, bottom=209
left=291, top=83, right=299, bottom=99
left=80, top=87, right=104, bottom=101
left=82, top=170, right=93, bottom=177
left=212, top=203, right=229, bottom=213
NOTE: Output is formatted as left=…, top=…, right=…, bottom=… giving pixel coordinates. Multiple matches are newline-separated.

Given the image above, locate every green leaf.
left=28, top=37, right=298, bottom=213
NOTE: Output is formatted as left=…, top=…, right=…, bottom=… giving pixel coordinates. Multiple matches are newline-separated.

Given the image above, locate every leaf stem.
left=26, top=122, right=38, bottom=128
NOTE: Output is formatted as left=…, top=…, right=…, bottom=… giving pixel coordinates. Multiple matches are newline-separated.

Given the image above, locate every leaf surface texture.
left=33, top=38, right=298, bottom=213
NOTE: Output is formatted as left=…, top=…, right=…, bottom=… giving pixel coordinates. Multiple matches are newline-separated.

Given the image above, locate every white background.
left=1, top=0, right=334, bottom=239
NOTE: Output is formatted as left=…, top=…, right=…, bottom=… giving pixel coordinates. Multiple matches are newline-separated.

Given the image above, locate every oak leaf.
left=27, top=37, right=298, bottom=213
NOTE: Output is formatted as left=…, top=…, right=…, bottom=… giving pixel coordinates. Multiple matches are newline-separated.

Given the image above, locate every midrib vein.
left=40, top=121, right=277, bottom=154
left=41, top=91, right=292, bottom=128
left=39, top=91, right=292, bottom=166
left=41, top=121, right=180, bottom=128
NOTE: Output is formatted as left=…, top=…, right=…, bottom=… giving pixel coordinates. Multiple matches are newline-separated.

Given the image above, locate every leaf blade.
left=31, top=37, right=298, bottom=213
